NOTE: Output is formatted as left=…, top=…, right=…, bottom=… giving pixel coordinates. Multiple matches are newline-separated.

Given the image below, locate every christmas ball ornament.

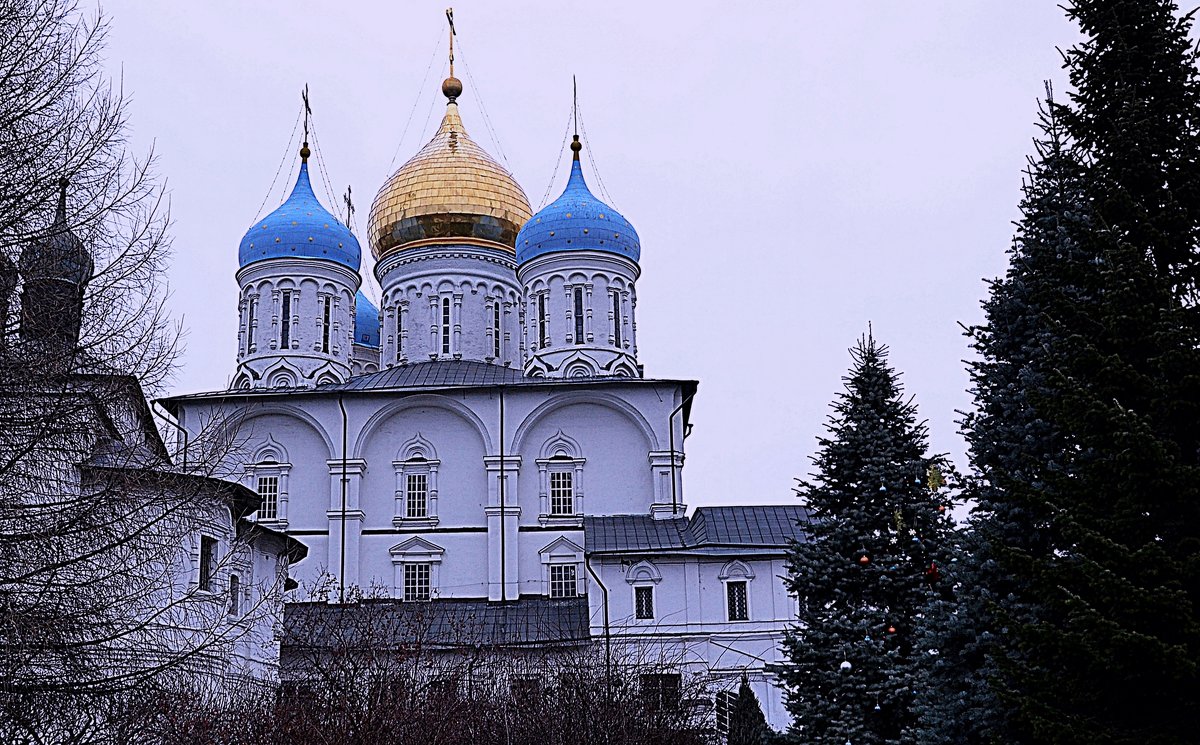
left=874, top=703, right=881, bottom=712
left=937, top=504, right=946, bottom=513
left=859, top=554, right=870, bottom=565
left=879, top=484, right=887, bottom=492
left=840, top=660, right=852, bottom=671
left=887, top=626, right=896, bottom=634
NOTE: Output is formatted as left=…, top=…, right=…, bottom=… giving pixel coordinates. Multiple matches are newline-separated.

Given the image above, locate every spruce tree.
left=727, top=674, right=772, bottom=745
left=912, top=93, right=1088, bottom=745
left=778, top=334, right=956, bottom=745
left=1059, top=0, right=1200, bottom=301
left=920, top=85, right=1200, bottom=744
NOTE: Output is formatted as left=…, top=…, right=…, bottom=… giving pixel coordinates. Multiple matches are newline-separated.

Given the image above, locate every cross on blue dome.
left=238, top=152, right=361, bottom=271
left=516, top=138, right=640, bottom=265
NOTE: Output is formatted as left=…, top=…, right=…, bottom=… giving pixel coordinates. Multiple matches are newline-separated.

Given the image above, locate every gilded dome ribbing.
left=368, top=84, right=532, bottom=259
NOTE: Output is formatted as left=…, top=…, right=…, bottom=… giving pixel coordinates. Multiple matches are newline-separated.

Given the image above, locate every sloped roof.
left=283, top=596, right=590, bottom=651
left=326, top=359, right=530, bottom=390
left=584, top=505, right=809, bottom=554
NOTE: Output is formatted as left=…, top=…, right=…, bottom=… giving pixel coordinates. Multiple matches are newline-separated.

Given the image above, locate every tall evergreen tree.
left=921, top=85, right=1200, bottom=745
left=778, top=334, right=956, bottom=744
left=913, top=92, right=1088, bottom=745
left=1059, top=0, right=1200, bottom=301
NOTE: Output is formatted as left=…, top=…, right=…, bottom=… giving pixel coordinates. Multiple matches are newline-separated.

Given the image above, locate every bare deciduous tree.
left=0, top=2, right=293, bottom=741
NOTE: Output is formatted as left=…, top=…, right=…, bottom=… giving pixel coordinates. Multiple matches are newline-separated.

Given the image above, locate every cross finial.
left=300, top=84, right=312, bottom=162
left=446, top=8, right=456, bottom=77
left=343, top=185, right=355, bottom=231
left=570, top=75, right=582, bottom=162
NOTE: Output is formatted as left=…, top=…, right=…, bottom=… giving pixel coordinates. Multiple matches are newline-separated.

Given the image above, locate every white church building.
left=161, top=67, right=803, bottom=729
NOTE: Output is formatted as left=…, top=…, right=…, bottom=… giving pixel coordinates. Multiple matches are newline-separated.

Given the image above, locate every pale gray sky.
left=103, top=1, right=1079, bottom=507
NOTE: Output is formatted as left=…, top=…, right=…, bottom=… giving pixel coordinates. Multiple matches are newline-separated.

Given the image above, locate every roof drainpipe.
left=584, top=553, right=612, bottom=694
left=338, top=395, right=348, bottom=605
left=668, top=392, right=696, bottom=518
left=499, top=387, right=507, bottom=602
left=151, top=402, right=188, bottom=472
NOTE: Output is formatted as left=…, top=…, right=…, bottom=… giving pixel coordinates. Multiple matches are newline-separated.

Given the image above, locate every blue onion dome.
left=354, top=290, right=380, bottom=348
left=516, top=136, right=640, bottom=265
left=238, top=144, right=361, bottom=271
left=20, top=178, right=93, bottom=284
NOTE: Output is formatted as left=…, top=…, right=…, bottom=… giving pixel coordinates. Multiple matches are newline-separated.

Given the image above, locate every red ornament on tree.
left=937, top=504, right=946, bottom=513
left=859, top=554, right=870, bottom=565
left=887, top=625, right=896, bottom=634
left=926, top=561, right=940, bottom=583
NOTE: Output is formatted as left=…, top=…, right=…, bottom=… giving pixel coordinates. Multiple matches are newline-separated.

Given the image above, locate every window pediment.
left=390, top=536, right=445, bottom=563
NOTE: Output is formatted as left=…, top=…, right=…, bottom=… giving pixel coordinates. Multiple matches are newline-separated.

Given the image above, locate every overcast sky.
left=102, top=1, right=1085, bottom=508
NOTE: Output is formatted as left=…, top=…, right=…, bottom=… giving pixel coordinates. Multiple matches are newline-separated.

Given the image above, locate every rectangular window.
left=257, top=475, right=279, bottom=520
left=640, top=673, right=681, bottom=711
left=397, top=305, right=404, bottom=361
left=404, top=562, right=431, bottom=601
left=441, top=297, right=451, bottom=355
left=280, top=290, right=292, bottom=348
left=635, top=586, right=654, bottom=620
left=228, top=573, right=240, bottom=616
left=537, top=293, right=548, bottom=349
left=245, top=297, right=257, bottom=354
left=511, top=676, right=542, bottom=704
left=549, top=564, right=578, bottom=598
left=198, top=535, right=217, bottom=592
left=716, top=690, right=737, bottom=734
left=321, top=296, right=332, bottom=353
left=611, top=291, right=622, bottom=348
left=406, top=473, right=428, bottom=519
left=727, top=580, right=749, bottom=621
left=573, top=287, right=585, bottom=344
left=549, top=470, right=574, bottom=516
left=493, top=302, right=502, bottom=359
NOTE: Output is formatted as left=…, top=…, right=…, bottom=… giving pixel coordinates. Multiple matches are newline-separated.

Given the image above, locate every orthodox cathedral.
left=162, top=58, right=802, bottom=729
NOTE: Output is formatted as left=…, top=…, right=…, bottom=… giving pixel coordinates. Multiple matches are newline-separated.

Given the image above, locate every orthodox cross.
left=446, top=8, right=456, bottom=76
left=301, top=83, right=312, bottom=144
left=343, top=185, right=355, bottom=231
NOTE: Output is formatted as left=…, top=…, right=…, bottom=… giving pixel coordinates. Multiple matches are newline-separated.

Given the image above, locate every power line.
left=249, top=109, right=303, bottom=226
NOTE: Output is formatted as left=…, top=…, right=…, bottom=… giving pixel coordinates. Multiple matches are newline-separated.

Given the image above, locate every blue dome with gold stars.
left=516, top=139, right=639, bottom=265
left=238, top=154, right=361, bottom=271
left=354, top=290, right=380, bottom=348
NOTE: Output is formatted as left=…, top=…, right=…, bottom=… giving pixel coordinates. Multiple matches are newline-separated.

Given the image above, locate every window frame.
left=726, top=580, right=749, bottom=622
left=640, top=673, right=682, bottom=712
left=549, top=563, right=579, bottom=599
left=492, top=299, right=502, bottom=359
left=536, top=434, right=586, bottom=526
left=393, top=438, right=440, bottom=528
left=321, top=295, right=332, bottom=354
left=537, top=292, right=548, bottom=349
left=279, top=289, right=293, bottom=349
left=405, top=471, right=429, bottom=519
left=256, top=474, right=280, bottom=521
left=198, top=535, right=217, bottom=592
left=635, top=585, right=655, bottom=620
left=572, top=286, right=585, bottom=344
left=245, top=295, right=257, bottom=355
left=611, top=290, right=622, bottom=348
left=441, top=296, right=451, bottom=355
left=403, top=562, right=432, bottom=602
left=228, top=573, right=241, bottom=616
left=549, top=468, right=575, bottom=517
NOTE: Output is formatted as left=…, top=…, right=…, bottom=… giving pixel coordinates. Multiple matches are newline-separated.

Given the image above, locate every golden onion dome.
left=368, top=79, right=532, bottom=260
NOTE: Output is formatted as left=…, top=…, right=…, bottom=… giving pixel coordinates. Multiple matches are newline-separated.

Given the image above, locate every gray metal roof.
left=282, top=596, right=591, bottom=651
left=323, top=359, right=531, bottom=391
left=584, top=505, right=809, bottom=553
left=159, top=360, right=697, bottom=408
